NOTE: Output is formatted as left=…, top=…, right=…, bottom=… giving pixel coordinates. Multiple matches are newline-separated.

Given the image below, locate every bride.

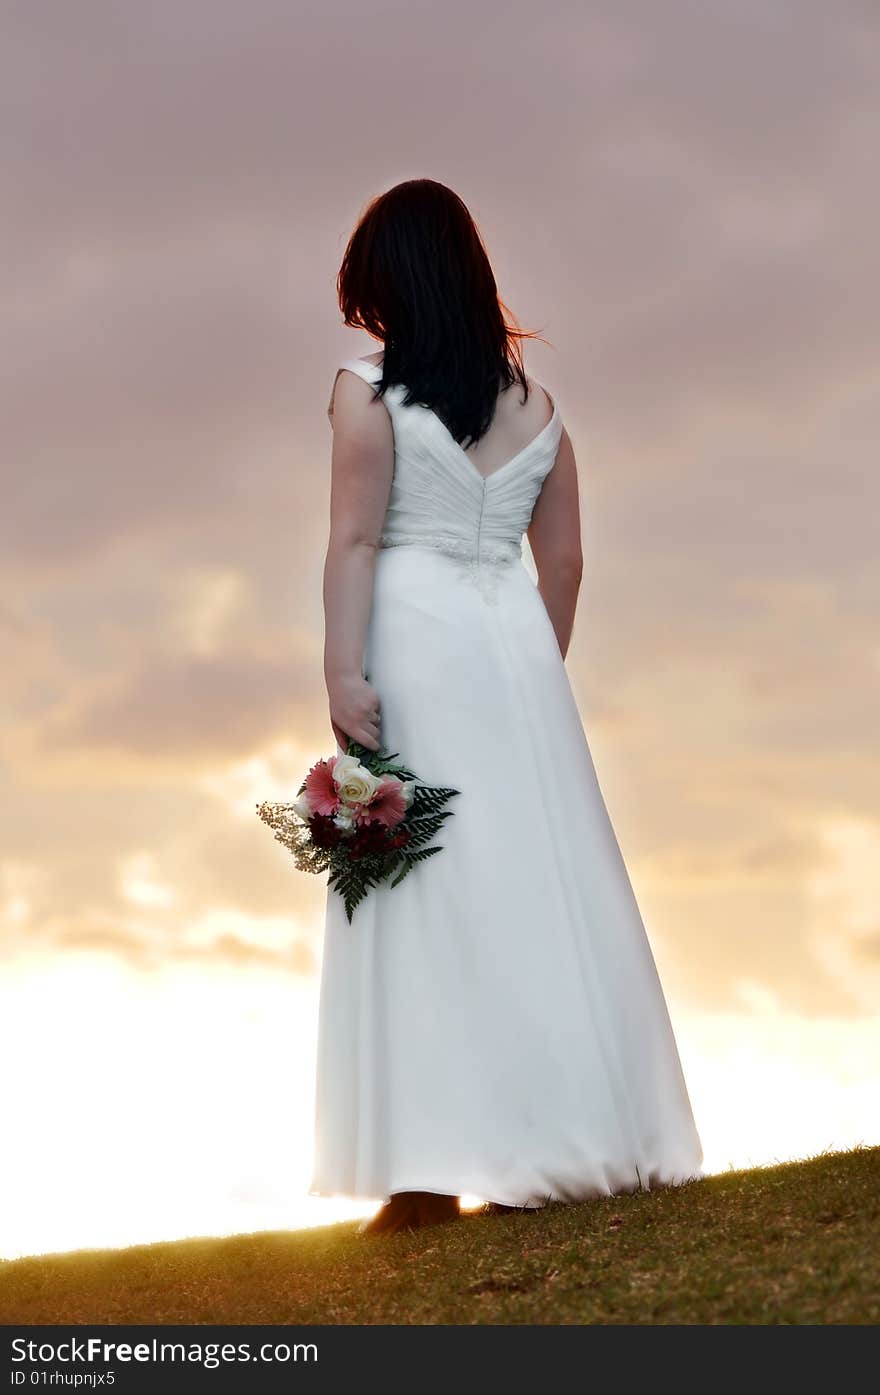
left=310, top=178, right=703, bottom=1236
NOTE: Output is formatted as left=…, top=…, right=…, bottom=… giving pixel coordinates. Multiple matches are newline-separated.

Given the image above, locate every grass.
left=1, top=1147, right=877, bottom=1325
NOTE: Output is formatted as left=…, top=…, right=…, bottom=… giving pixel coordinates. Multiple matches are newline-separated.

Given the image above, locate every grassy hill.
left=1, top=1147, right=877, bottom=1325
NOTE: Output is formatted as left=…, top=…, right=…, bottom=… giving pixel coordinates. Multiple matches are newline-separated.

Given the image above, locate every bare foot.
left=359, top=1191, right=460, bottom=1237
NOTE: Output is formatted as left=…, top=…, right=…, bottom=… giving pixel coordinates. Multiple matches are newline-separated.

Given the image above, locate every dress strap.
left=340, top=356, right=383, bottom=383
left=327, top=357, right=383, bottom=423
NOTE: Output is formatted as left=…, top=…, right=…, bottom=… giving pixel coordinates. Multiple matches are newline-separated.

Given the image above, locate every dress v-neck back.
left=332, top=354, right=565, bottom=605
left=429, top=387, right=560, bottom=485
left=340, top=354, right=559, bottom=484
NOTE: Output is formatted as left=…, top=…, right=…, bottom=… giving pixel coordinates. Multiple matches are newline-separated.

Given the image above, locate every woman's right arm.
left=526, top=427, right=583, bottom=660
left=323, top=368, right=395, bottom=752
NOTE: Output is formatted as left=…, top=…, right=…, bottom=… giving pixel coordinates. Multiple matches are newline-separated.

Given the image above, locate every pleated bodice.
left=332, top=357, right=564, bottom=602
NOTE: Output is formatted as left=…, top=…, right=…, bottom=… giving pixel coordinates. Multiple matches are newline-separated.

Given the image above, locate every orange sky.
left=2, top=1, right=879, bottom=1259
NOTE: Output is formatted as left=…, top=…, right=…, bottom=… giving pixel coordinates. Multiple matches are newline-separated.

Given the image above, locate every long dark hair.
left=336, top=179, right=546, bottom=449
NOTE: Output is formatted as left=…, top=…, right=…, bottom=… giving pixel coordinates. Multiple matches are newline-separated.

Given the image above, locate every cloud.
left=1, top=2, right=878, bottom=1029
left=7, top=897, right=317, bottom=978
left=54, top=925, right=315, bottom=976
left=3, top=0, right=877, bottom=569
left=2, top=569, right=328, bottom=779
left=36, top=649, right=316, bottom=764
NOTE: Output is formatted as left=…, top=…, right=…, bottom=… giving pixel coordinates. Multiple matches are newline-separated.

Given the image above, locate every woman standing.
left=310, top=179, right=702, bottom=1235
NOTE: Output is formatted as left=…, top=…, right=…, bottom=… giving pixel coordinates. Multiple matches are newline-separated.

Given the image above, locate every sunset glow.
left=3, top=2, right=879, bottom=1260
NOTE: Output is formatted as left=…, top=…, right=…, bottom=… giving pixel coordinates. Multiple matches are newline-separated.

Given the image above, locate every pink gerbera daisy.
left=303, top=756, right=339, bottom=817
left=360, top=775, right=408, bottom=829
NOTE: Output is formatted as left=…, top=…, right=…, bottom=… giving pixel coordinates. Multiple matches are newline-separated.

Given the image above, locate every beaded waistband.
left=376, top=532, right=522, bottom=604
left=378, top=531, right=521, bottom=563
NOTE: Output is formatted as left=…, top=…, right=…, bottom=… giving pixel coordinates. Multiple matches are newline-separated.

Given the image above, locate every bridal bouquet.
left=256, top=742, right=460, bottom=922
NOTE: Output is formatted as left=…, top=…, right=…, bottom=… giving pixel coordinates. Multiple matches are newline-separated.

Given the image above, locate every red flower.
left=349, top=819, right=394, bottom=859
left=308, top=813, right=344, bottom=849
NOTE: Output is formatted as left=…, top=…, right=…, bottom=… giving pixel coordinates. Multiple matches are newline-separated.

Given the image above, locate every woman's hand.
left=328, top=672, right=382, bottom=752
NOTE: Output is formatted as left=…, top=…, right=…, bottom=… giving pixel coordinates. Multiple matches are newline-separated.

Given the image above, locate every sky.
left=2, top=1, right=879, bottom=1259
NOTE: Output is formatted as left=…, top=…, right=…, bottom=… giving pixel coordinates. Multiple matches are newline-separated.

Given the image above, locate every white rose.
left=401, top=780, right=416, bottom=809
left=333, top=807, right=357, bottom=832
left=332, top=754, right=381, bottom=806
left=292, top=793, right=313, bottom=821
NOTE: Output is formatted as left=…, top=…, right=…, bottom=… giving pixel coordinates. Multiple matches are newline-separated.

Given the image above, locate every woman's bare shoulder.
left=497, top=373, right=554, bottom=435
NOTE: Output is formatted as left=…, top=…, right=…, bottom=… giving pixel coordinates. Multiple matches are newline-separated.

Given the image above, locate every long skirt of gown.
left=309, top=544, right=703, bottom=1207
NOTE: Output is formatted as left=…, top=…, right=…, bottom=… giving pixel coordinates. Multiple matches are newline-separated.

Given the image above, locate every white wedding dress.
left=309, top=355, right=703, bottom=1207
